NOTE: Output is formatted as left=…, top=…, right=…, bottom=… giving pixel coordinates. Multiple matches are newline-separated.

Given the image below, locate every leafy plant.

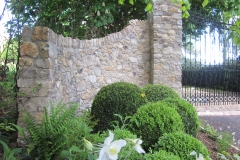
left=110, top=113, right=135, bottom=130
left=91, top=82, right=147, bottom=133
left=160, top=98, right=200, bottom=137
left=216, top=131, right=234, bottom=152
left=129, top=102, right=185, bottom=150
left=0, top=140, right=22, bottom=160
left=22, top=101, right=82, bottom=159
left=204, top=124, right=219, bottom=140
left=143, top=84, right=180, bottom=102
left=218, top=151, right=240, bottom=160
left=153, top=132, right=210, bottom=160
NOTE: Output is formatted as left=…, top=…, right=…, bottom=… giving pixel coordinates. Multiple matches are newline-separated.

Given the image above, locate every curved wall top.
left=17, top=0, right=182, bottom=128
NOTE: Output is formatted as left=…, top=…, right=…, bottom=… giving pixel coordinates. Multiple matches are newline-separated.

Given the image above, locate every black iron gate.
left=182, top=8, right=240, bottom=106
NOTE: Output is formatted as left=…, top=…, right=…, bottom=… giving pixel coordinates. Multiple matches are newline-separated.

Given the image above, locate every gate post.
left=149, top=0, right=182, bottom=94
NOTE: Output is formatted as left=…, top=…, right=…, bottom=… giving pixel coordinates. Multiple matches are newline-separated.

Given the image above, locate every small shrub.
left=91, top=82, right=147, bottom=132
left=143, top=84, right=180, bottom=102
left=160, top=98, right=200, bottom=137
left=144, top=150, right=181, bottom=160
left=129, top=102, right=185, bottom=150
left=153, top=132, right=210, bottom=160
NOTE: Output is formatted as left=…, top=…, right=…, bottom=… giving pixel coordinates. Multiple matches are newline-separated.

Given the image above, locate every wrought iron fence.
left=182, top=8, right=240, bottom=106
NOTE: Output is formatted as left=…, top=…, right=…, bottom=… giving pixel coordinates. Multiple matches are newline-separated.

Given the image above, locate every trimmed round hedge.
left=90, top=82, right=147, bottom=132
left=144, top=150, right=181, bottom=160
left=153, top=132, right=210, bottom=160
left=160, top=98, right=200, bottom=137
left=143, top=84, right=180, bottom=102
left=128, top=102, right=185, bottom=150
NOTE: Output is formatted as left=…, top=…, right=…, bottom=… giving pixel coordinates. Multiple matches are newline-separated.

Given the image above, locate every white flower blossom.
left=83, top=138, right=93, bottom=151
left=130, top=139, right=145, bottom=154
left=105, top=9, right=109, bottom=14
left=102, top=2, right=105, bottom=6
left=97, top=131, right=126, bottom=160
left=97, top=10, right=100, bottom=16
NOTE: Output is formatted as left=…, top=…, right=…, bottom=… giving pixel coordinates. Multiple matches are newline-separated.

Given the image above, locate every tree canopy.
left=1, top=0, right=239, bottom=44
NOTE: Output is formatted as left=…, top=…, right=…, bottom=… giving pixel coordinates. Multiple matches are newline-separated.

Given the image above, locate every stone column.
left=150, top=0, right=182, bottom=94
left=17, top=26, right=51, bottom=132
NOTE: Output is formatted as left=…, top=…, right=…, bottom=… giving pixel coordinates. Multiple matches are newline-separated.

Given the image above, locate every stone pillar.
left=17, top=26, right=51, bottom=131
left=150, top=0, right=182, bottom=94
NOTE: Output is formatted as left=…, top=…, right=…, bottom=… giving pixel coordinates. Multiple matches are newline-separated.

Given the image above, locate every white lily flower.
left=97, top=131, right=127, bottom=160
left=132, top=139, right=145, bottom=154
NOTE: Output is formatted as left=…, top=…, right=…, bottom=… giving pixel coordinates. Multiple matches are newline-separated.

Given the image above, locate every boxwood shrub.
left=160, top=98, right=200, bottom=137
left=144, top=150, right=181, bottom=160
left=143, top=84, right=180, bottom=102
left=153, top=132, right=210, bottom=160
left=128, top=102, right=184, bottom=150
left=90, top=82, right=147, bottom=132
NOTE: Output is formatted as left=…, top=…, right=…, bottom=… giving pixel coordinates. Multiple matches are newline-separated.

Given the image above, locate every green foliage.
left=201, top=0, right=240, bottom=46
left=144, top=150, right=181, bottom=160
left=0, top=140, right=22, bottom=160
left=22, top=101, right=96, bottom=160
left=0, top=39, right=18, bottom=62
left=216, top=131, right=234, bottom=152
left=0, top=64, right=16, bottom=110
left=160, top=98, right=200, bottom=137
left=218, top=151, right=240, bottom=160
left=129, top=102, right=185, bottom=150
left=110, top=113, right=135, bottom=130
left=5, top=0, right=192, bottom=40
left=143, top=84, right=180, bottom=102
left=153, top=132, right=210, bottom=160
left=6, top=0, right=148, bottom=39
left=0, top=64, right=18, bottom=143
left=203, top=124, right=219, bottom=140
left=90, top=82, right=147, bottom=133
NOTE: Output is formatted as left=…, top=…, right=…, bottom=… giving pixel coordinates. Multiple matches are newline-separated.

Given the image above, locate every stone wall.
left=17, top=0, right=182, bottom=127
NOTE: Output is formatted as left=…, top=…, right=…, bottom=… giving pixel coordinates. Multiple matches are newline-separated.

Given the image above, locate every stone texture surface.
left=20, top=42, right=38, bottom=57
left=17, top=0, right=182, bottom=133
left=150, top=0, right=182, bottom=94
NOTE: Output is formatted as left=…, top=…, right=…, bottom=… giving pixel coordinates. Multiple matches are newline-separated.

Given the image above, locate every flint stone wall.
left=17, top=0, right=182, bottom=127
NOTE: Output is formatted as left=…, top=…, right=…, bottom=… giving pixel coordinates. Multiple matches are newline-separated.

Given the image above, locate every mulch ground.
left=199, top=116, right=240, bottom=145
left=198, top=130, right=239, bottom=160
